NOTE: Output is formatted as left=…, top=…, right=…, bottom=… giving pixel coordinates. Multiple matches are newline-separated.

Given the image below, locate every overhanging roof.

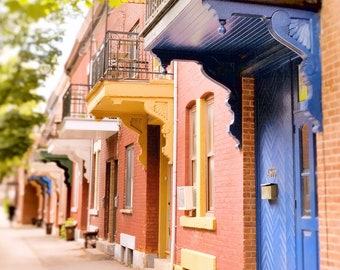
left=47, top=139, right=92, bottom=182
left=39, top=151, right=73, bottom=186
left=142, top=0, right=322, bottom=147
left=58, top=117, right=120, bottom=139
left=143, top=1, right=318, bottom=58
left=87, top=79, right=174, bottom=165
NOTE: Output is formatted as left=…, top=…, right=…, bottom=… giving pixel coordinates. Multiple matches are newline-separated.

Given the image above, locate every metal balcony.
left=60, top=84, right=119, bottom=140
left=91, top=31, right=162, bottom=85
left=144, top=0, right=320, bottom=23
left=62, top=84, right=91, bottom=119
left=145, top=0, right=177, bottom=23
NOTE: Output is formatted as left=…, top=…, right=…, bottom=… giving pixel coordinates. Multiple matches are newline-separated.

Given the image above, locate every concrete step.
left=96, top=240, right=115, bottom=256
left=154, top=258, right=170, bottom=270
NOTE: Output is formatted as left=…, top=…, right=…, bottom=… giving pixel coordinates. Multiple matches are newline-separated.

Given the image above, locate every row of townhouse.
left=12, top=0, right=340, bottom=269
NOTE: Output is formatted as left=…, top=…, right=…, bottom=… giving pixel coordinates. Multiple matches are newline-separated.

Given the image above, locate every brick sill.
left=120, top=209, right=133, bottom=214
left=89, top=209, right=99, bottom=216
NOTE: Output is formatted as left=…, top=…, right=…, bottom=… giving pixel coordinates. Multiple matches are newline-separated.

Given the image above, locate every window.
left=125, top=144, right=134, bottom=209
left=182, top=96, right=216, bottom=230
left=189, top=95, right=215, bottom=214
left=206, top=97, right=214, bottom=212
left=90, top=140, right=101, bottom=213
left=189, top=105, right=197, bottom=187
left=129, top=24, right=139, bottom=60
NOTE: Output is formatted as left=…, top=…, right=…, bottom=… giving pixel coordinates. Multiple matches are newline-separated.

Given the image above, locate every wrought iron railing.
left=62, top=84, right=91, bottom=119
left=91, top=31, right=163, bottom=84
left=145, top=0, right=321, bottom=21
left=145, top=0, right=177, bottom=22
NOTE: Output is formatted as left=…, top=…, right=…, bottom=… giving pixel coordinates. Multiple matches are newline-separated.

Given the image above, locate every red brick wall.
left=70, top=162, right=82, bottom=227
left=69, top=52, right=90, bottom=84
left=175, top=61, right=245, bottom=269
left=319, top=1, right=340, bottom=268
left=79, top=175, right=89, bottom=231
left=85, top=137, right=107, bottom=237
left=68, top=3, right=145, bottom=84
left=21, top=183, right=39, bottom=224
left=106, top=3, right=145, bottom=32
left=89, top=134, right=118, bottom=238
left=145, top=125, right=160, bottom=253
left=242, top=77, right=256, bottom=270
left=116, top=124, right=148, bottom=250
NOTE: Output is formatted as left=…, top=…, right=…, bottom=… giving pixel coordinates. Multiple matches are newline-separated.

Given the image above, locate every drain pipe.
left=170, top=61, right=178, bottom=270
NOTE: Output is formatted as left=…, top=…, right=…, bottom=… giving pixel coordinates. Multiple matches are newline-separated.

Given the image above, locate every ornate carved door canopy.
left=152, top=1, right=322, bottom=147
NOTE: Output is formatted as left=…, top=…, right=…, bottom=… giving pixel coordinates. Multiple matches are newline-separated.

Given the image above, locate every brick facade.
left=115, top=124, right=148, bottom=250
left=319, top=0, right=340, bottom=268
left=176, top=61, right=245, bottom=269
left=145, top=125, right=160, bottom=253
left=242, top=77, right=256, bottom=270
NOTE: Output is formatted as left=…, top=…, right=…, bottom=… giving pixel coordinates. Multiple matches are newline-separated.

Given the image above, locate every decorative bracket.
left=119, top=114, right=148, bottom=169
left=268, top=10, right=322, bottom=132
left=152, top=49, right=242, bottom=148
left=144, top=100, right=174, bottom=164
left=152, top=1, right=322, bottom=150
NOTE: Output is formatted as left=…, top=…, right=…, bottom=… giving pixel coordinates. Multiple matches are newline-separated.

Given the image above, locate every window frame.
left=124, top=144, right=134, bottom=210
left=181, top=95, right=216, bottom=230
left=189, top=105, right=197, bottom=187
left=206, top=96, right=215, bottom=212
left=89, top=140, right=101, bottom=215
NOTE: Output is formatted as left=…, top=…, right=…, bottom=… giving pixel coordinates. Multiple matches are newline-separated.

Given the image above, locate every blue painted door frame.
left=294, top=111, right=319, bottom=270
left=255, top=61, right=319, bottom=269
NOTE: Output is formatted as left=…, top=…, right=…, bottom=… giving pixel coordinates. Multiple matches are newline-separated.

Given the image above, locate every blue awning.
left=29, top=175, right=52, bottom=195
left=40, top=176, right=52, bottom=195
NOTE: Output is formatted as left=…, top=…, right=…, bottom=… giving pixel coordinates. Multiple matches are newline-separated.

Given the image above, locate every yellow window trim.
left=181, top=248, right=216, bottom=270
left=180, top=215, right=216, bottom=231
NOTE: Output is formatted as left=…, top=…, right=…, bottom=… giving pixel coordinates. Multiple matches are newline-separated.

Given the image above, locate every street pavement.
left=0, top=206, right=133, bottom=270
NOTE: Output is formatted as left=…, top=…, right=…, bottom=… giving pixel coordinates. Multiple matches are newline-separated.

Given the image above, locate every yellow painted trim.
left=120, top=114, right=148, bottom=168
left=196, top=98, right=207, bottom=216
left=86, top=79, right=174, bottom=167
left=181, top=248, right=216, bottom=270
left=179, top=215, right=216, bottom=230
left=158, top=137, right=170, bottom=257
left=174, top=265, right=184, bottom=270
left=127, top=0, right=145, bottom=3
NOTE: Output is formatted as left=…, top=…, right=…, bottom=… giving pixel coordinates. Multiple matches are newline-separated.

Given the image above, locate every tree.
left=0, top=0, right=126, bottom=180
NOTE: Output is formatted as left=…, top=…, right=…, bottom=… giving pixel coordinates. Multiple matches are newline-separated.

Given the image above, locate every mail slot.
left=261, top=183, right=278, bottom=200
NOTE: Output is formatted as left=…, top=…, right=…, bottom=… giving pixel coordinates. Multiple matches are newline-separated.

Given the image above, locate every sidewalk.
left=0, top=207, right=133, bottom=270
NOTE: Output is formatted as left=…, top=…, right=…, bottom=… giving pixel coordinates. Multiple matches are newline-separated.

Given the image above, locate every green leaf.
left=0, top=0, right=87, bottom=180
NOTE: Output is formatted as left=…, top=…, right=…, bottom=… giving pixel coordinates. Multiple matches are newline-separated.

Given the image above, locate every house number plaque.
left=267, top=167, right=277, bottom=178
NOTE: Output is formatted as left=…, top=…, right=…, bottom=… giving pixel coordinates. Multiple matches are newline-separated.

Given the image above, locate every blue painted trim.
left=152, top=1, right=322, bottom=149
left=29, top=175, right=51, bottom=195
left=207, top=0, right=322, bottom=132
left=41, top=176, right=52, bottom=195
left=269, top=11, right=322, bottom=132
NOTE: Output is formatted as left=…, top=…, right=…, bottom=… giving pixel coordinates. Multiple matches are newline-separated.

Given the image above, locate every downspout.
left=170, top=61, right=178, bottom=270
left=87, top=139, right=94, bottom=230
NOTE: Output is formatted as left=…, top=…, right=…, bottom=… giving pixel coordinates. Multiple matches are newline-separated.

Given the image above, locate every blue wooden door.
left=256, top=63, right=319, bottom=269
left=256, top=63, right=296, bottom=269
